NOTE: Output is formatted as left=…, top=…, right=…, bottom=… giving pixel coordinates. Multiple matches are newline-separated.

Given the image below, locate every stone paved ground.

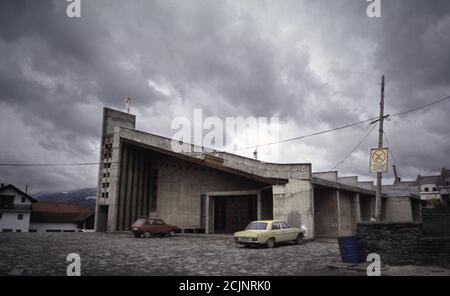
left=0, top=232, right=352, bottom=276
left=1, top=233, right=449, bottom=276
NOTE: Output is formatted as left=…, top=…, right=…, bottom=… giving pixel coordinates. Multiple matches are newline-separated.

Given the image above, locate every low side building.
left=30, top=202, right=95, bottom=232
left=0, top=184, right=36, bottom=232
left=382, top=185, right=421, bottom=222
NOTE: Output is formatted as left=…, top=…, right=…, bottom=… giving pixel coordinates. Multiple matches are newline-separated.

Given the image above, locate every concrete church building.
left=95, top=107, right=416, bottom=238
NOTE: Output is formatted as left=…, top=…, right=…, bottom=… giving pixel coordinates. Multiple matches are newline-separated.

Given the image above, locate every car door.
left=144, top=219, right=156, bottom=233
left=155, top=219, right=168, bottom=234
left=271, top=221, right=284, bottom=242
left=153, top=219, right=165, bottom=234
left=280, top=221, right=297, bottom=241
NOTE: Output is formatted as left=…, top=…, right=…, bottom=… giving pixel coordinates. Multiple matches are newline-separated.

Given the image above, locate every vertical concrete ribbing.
left=205, top=195, right=210, bottom=234
left=149, top=165, right=154, bottom=213
left=130, top=148, right=139, bottom=227
left=336, top=190, right=342, bottom=237
left=116, top=143, right=126, bottom=230
left=124, top=146, right=134, bottom=230
left=142, top=156, right=149, bottom=216
left=257, top=191, right=261, bottom=220
left=355, top=193, right=361, bottom=223
left=136, top=151, right=144, bottom=219
left=139, top=155, right=146, bottom=217
left=121, top=144, right=131, bottom=230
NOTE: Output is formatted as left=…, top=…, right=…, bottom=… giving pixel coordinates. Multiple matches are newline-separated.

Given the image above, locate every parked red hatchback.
left=131, top=217, right=179, bottom=238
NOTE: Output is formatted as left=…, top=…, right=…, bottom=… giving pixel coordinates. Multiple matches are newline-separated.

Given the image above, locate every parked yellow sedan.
left=234, top=220, right=305, bottom=248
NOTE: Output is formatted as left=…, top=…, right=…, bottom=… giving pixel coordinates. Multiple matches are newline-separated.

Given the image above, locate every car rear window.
left=132, top=219, right=146, bottom=226
left=246, top=222, right=268, bottom=230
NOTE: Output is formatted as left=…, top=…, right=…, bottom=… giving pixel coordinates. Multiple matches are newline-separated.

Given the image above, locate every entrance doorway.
left=214, top=195, right=257, bottom=233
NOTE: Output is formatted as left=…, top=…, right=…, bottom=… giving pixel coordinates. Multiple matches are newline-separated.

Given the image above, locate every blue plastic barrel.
left=337, top=236, right=362, bottom=264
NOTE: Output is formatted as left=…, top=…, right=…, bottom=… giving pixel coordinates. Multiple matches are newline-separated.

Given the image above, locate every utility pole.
left=374, top=75, right=385, bottom=221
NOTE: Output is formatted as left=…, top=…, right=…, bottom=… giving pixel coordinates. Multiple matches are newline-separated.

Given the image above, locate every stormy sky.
left=0, top=0, right=449, bottom=193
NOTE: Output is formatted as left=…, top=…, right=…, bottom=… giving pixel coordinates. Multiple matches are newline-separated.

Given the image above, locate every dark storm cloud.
left=0, top=0, right=449, bottom=192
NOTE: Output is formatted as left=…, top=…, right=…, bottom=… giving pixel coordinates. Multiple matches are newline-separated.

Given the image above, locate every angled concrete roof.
left=117, top=127, right=312, bottom=185
left=311, top=177, right=378, bottom=196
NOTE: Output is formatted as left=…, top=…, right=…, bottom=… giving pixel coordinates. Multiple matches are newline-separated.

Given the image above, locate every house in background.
left=394, top=168, right=450, bottom=208
left=30, top=202, right=95, bottom=232
left=418, top=169, right=450, bottom=207
left=0, top=184, right=37, bottom=232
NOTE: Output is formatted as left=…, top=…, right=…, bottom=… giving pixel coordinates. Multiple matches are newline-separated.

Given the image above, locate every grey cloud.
left=0, top=0, right=449, bottom=192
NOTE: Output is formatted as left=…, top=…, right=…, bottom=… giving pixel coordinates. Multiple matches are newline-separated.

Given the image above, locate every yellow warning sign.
left=370, top=148, right=388, bottom=173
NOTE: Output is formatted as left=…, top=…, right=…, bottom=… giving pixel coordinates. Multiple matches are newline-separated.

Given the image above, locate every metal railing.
left=0, top=204, right=32, bottom=211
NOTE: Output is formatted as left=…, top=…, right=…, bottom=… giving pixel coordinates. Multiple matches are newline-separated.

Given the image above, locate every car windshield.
left=245, top=222, right=268, bottom=230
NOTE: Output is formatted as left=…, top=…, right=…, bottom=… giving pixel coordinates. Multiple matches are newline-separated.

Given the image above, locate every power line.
left=232, top=116, right=379, bottom=152
left=0, top=162, right=109, bottom=167
left=330, top=123, right=378, bottom=170
left=390, top=95, right=450, bottom=118
left=233, top=93, right=450, bottom=152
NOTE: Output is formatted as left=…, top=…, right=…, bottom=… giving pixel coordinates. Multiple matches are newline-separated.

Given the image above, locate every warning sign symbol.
left=370, top=148, right=388, bottom=173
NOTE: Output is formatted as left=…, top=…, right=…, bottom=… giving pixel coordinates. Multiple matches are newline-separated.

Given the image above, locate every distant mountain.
left=33, top=188, right=97, bottom=209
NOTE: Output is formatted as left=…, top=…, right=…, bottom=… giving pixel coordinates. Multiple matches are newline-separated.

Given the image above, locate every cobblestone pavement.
left=1, top=233, right=449, bottom=276
left=0, top=232, right=354, bottom=276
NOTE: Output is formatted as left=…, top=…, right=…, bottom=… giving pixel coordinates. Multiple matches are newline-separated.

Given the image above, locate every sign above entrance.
left=369, top=148, right=389, bottom=173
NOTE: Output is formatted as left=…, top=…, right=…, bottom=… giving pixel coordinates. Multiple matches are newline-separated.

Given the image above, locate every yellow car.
left=234, top=220, right=305, bottom=248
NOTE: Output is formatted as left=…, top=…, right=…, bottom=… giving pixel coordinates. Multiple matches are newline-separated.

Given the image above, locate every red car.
left=131, top=217, right=179, bottom=238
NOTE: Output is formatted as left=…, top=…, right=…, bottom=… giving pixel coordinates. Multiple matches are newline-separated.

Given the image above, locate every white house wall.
left=0, top=212, right=30, bottom=232
left=29, top=222, right=79, bottom=232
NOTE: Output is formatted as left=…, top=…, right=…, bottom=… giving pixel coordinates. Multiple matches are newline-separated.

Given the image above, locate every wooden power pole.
left=374, top=75, right=385, bottom=221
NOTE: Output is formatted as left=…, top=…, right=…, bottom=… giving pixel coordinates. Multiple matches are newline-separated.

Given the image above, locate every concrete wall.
left=312, top=172, right=337, bottom=182
left=156, top=155, right=267, bottom=230
left=29, top=222, right=79, bottom=232
left=338, top=176, right=358, bottom=186
left=273, top=179, right=314, bottom=239
left=359, top=194, right=374, bottom=221
left=313, top=188, right=339, bottom=238
left=383, top=197, right=413, bottom=222
left=260, top=188, right=273, bottom=220
left=313, top=188, right=361, bottom=237
left=339, top=191, right=358, bottom=236
left=0, top=212, right=30, bottom=232
left=358, top=181, right=374, bottom=190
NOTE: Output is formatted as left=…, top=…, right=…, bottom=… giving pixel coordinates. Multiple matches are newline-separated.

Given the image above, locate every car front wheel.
left=266, top=238, right=275, bottom=248
left=144, top=232, right=151, bottom=238
left=169, top=230, right=176, bottom=237
left=295, top=234, right=304, bottom=245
